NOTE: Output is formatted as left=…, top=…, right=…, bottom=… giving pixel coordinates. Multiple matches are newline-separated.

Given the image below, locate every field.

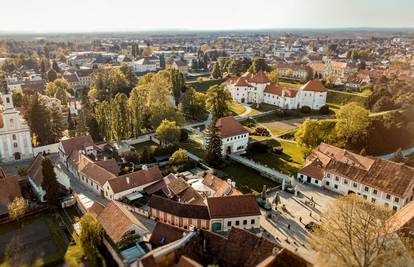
left=0, top=212, right=68, bottom=266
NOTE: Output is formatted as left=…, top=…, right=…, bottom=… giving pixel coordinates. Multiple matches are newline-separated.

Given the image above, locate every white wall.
left=210, top=215, right=261, bottom=232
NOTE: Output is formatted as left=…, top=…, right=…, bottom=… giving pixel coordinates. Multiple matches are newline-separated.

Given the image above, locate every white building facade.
left=0, top=92, right=33, bottom=161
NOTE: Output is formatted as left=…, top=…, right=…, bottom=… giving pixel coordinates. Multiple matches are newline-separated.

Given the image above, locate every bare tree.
left=311, top=194, right=413, bottom=267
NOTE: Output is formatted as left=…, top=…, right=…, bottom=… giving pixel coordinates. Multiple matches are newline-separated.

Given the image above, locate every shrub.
left=319, top=105, right=330, bottom=115
left=252, top=127, right=270, bottom=136
left=300, top=106, right=311, bottom=114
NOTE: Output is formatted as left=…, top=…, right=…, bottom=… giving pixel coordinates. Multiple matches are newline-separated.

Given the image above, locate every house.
left=388, top=200, right=414, bottom=237
left=149, top=222, right=188, bottom=248
left=143, top=173, right=205, bottom=205
left=21, top=80, right=46, bottom=95
left=203, top=116, right=249, bottom=156
left=148, top=194, right=261, bottom=232
left=0, top=168, right=22, bottom=218
left=75, top=69, right=93, bottom=89
left=276, top=63, right=312, bottom=82
left=141, top=227, right=312, bottom=267
left=63, top=71, right=81, bottom=90
left=148, top=195, right=211, bottom=230
left=170, top=59, right=189, bottom=75
left=207, top=194, right=261, bottom=232
left=27, top=154, right=47, bottom=202
left=0, top=91, right=33, bottom=161
left=298, top=143, right=414, bottom=211
left=103, top=166, right=163, bottom=200
left=226, top=71, right=327, bottom=110
left=133, top=56, right=160, bottom=74
left=192, top=173, right=241, bottom=197
left=58, top=135, right=95, bottom=164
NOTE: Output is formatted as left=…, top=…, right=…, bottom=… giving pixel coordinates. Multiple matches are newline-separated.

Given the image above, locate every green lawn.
left=327, top=89, right=367, bottom=106
left=216, top=162, right=279, bottom=195
left=179, top=139, right=207, bottom=159
left=245, top=140, right=305, bottom=176
left=229, top=102, right=246, bottom=115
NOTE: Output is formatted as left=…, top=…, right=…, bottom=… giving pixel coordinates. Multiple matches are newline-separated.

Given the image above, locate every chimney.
left=126, top=177, right=130, bottom=184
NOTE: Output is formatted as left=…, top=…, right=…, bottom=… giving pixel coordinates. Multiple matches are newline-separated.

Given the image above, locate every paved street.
left=259, top=182, right=338, bottom=264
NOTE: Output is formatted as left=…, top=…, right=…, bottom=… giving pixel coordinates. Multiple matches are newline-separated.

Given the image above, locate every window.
left=315, top=180, right=319, bottom=184
left=326, top=181, right=330, bottom=186
left=364, top=186, right=369, bottom=192
left=12, top=134, right=16, bottom=140
left=243, top=220, right=247, bottom=225
left=334, top=184, right=338, bottom=189
left=393, top=206, right=398, bottom=211
left=251, top=219, right=255, bottom=224
left=343, top=179, right=348, bottom=185
left=6, top=97, right=10, bottom=103
left=13, top=143, right=18, bottom=148
left=371, top=198, right=376, bottom=203
left=326, top=173, right=331, bottom=178
left=353, top=183, right=357, bottom=188
left=227, top=221, right=231, bottom=227
left=235, top=221, right=239, bottom=226
left=373, top=189, right=377, bottom=195
left=335, top=176, right=339, bottom=181
left=394, top=197, right=399, bottom=203
left=386, top=194, right=391, bottom=200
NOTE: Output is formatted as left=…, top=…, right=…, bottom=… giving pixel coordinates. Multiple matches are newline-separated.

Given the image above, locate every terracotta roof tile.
left=264, top=83, right=282, bottom=96
left=148, top=195, right=210, bottom=219
left=61, top=136, right=94, bottom=157
left=202, top=173, right=241, bottom=197
left=149, top=222, right=188, bottom=247
left=108, top=166, right=163, bottom=194
left=207, top=194, right=260, bottom=219
left=300, top=80, right=327, bottom=92
left=0, top=174, right=22, bottom=215
left=250, top=71, right=270, bottom=84
left=215, top=116, right=249, bottom=139
left=27, top=154, right=45, bottom=187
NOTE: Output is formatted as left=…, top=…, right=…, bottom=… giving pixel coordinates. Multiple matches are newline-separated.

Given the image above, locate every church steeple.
left=1, top=92, right=14, bottom=110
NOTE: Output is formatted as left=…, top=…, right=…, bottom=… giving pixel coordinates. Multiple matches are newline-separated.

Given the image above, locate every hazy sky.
left=1, top=0, right=413, bottom=32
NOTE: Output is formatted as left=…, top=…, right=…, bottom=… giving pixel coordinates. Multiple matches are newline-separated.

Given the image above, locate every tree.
left=248, top=58, right=270, bottom=73
left=211, top=63, right=222, bottom=79
left=8, top=197, right=28, bottom=221
left=128, top=86, right=147, bottom=137
left=111, top=93, right=131, bottom=141
left=25, top=94, right=52, bottom=145
left=0, top=71, right=7, bottom=92
left=206, top=84, right=232, bottom=119
left=49, top=107, right=65, bottom=143
left=178, top=87, right=208, bottom=121
left=11, top=91, right=23, bottom=107
left=335, top=102, right=370, bottom=144
left=266, top=69, right=279, bottom=83
left=47, top=69, right=57, bottom=82
left=169, top=149, right=188, bottom=165
left=156, top=120, right=181, bottom=146
left=41, top=157, right=60, bottom=206
left=311, top=194, right=412, bottom=267
left=89, top=68, right=128, bottom=101
left=79, top=214, right=103, bottom=266
left=45, top=79, right=72, bottom=105
left=295, top=119, right=337, bottom=155
left=205, top=121, right=222, bottom=166
left=120, top=63, right=138, bottom=90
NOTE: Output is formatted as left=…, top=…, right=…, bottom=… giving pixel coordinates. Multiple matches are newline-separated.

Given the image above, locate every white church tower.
left=0, top=90, right=33, bottom=161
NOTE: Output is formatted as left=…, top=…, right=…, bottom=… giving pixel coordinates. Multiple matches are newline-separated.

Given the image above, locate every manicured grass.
left=179, top=139, right=207, bottom=159
left=216, top=162, right=279, bottom=195
left=327, top=89, right=366, bottom=106
left=229, top=102, right=246, bottom=115
left=245, top=140, right=305, bottom=176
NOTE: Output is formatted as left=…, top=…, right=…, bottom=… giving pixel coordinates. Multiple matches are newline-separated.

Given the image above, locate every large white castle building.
left=226, top=71, right=327, bottom=110
left=0, top=91, right=33, bottom=161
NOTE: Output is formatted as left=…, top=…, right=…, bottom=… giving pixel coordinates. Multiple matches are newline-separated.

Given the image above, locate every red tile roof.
left=300, top=80, right=327, bottom=92
left=250, top=71, right=270, bottom=84
left=234, top=77, right=253, bottom=87
left=207, top=194, right=260, bottom=219
left=148, top=195, right=210, bottom=220
left=149, top=222, right=188, bottom=247
left=107, top=166, right=163, bottom=194
left=283, top=88, right=298, bottom=97
left=0, top=174, right=22, bottom=215
left=27, top=154, right=45, bottom=187
left=264, top=83, right=282, bottom=96
left=215, top=116, right=249, bottom=139
left=61, top=136, right=94, bottom=157
left=202, top=173, right=241, bottom=197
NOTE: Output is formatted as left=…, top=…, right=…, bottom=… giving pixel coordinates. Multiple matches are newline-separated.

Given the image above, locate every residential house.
left=149, top=222, right=188, bottom=248
left=0, top=168, right=22, bottom=218
left=277, top=63, right=312, bottom=82
left=203, top=116, right=249, bottom=156
left=298, top=143, right=414, bottom=211
left=191, top=173, right=241, bottom=197
left=27, top=154, right=47, bottom=202
left=170, top=59, right=189, bottom=75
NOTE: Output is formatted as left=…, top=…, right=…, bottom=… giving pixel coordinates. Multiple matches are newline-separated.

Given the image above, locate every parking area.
left=260, top=182, right=338, bottom=264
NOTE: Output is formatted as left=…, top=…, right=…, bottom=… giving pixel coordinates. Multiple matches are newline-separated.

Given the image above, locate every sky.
left=1, top=0, right=413, bottom=33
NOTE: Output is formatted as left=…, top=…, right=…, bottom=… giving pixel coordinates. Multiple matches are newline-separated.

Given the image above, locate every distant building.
left=0, top=92, right=33, bottom=161
left=298, top=143, right=414, bottom=211
left=203, top=116, right=249, bottom=156
left=226, top=71, right=327, bottom=110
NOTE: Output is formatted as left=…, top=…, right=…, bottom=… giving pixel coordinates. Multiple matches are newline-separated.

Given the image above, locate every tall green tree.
left=206, top=120, right=223, bottom=166
left=248, top=58, right=271, bottom=73
left=178, top=87, right=208, bottom=121
left=49, top=106, right=65, bottom=143
left=206, top=84, right=232, bottom=119
left=111, top=93, right=131, bottom=141
left=211, top=63, right=222, bottom=79
left=335, top=102, right=370, bottom=145
left=129, top=86, right=148, bottom=136
left=41, top=157, right=60, bottom=206
left=25, top=94, right=52, bottom=145
left=47, top=69, right=57, bottom=82
left=79, top=214, right=103, bottom=266
left=156, top=119, right=181, bottom=146
left=95, top=101, right=112, bottom=141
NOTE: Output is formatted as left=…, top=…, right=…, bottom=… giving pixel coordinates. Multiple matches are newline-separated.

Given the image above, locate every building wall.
left=149, top=207, right=209, bottom=230
left=210, top=215, right=260, bottom=232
